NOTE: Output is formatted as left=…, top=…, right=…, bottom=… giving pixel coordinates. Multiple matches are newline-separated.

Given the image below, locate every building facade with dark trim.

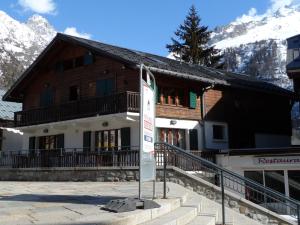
left=2, top=33, right=296, bottom=153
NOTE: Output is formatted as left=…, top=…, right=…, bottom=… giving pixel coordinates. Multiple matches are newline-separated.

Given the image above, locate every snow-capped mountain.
left=210, top=4, right=300, bottom=89
left=0, top=11, right=56, bottom=88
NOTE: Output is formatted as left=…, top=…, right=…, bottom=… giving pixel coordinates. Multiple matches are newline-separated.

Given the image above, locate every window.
left=294, top=49, right=300, bottom=60
left=38, top=134, right=64, bottom=150
left=54, top=52, right=94, bottom=73
left=69, top=85, right=79, bottom=101
left=212, top=124, right=225, bottom=140
left=95, top=128, right=123, bottom=151
left=288, top=170, right=300, bottom=201
left=96, top=78, right=115, bottom=96
left=158, top=86, right=185, bottom=106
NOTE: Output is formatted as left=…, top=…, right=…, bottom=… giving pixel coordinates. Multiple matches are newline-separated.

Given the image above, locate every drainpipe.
left=200, top=84, right=215, bottom=150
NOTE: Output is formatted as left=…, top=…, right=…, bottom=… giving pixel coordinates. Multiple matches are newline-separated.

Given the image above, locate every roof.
left=0, top=90, right=21, bottom=120
left=3, top=33, right=296, bottom=101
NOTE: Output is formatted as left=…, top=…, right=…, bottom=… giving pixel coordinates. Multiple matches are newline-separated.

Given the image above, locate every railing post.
left=163, top=144, right=167, bottom=199
left=297, top=204, right=300, bottom=225
left=221, top=170, right=225, bottom=225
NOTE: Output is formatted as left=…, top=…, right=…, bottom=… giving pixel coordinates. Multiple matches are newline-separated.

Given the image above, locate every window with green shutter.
left=189, top=91, right=197, bottom=109
left=96, top=78, right=115, bottom=97
left=84, top=52, right=94, bottom=65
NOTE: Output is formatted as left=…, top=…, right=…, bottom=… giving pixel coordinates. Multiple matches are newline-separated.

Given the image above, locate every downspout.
left=200, top=83, right=215, bottom=150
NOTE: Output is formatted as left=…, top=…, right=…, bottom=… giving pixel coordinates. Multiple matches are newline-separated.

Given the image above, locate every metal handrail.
left=155, top=142, right=300, bottom=224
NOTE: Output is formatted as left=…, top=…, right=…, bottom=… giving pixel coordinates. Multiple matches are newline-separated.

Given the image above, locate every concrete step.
left=186, top=214, right=216, bottom=225
left=140, top=190, right=202, bottom=225
left=141, top=205, right=198, bottom=225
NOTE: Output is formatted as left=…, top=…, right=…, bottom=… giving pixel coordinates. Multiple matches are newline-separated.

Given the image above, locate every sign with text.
left=254, top=156, right=300, bottom=165
left=140, top=71, right=156, bottom=183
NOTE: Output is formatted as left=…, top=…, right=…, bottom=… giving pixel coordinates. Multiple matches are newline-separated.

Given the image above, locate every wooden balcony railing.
left=14, top=91, right=139, bottom=127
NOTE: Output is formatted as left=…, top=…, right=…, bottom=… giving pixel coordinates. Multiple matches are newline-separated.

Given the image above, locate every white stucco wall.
left=19, top=113, right=140, bottom=150
left=155, top=117, right=202, bottom=150
left=204, top=121, right=228, bottom=149
left=19, top=115, right=203, bottom=151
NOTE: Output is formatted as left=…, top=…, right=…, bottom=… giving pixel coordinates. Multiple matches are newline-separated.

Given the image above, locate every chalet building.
left=2, top=33, right=296, bottom=153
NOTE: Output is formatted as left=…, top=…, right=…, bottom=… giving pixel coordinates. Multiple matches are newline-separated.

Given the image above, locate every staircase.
left=139, top=182, right=266, bottom=225
left=154, top=142, right=300, bottom=225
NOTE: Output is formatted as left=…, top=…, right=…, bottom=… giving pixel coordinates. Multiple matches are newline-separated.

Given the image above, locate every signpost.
left=139, top=64, right=156, bottom=200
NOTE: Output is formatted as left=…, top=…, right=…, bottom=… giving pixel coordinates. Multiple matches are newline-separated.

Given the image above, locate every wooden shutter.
left=56, top=134, right=64, bottom=149
left=40, top=88, right=54, bottom=107
left=84, top=53, right=94, bottom=65
left=29, top=137, right=36, bottom=150
left=189, top=91, right=197, bottom=109
left=83, top=131, right=91, bottom=151
left=121, top=127, right=131, bottom=150
left=96, top=80, right=105, bottom=96
left=106, top=78, right=115, bottom=95
left=189, top=129, right=198, bottom=150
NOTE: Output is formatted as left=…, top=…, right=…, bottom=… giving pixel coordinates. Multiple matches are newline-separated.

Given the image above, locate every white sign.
left=254, top=156, right=300, bottom=165
left=142, top=82, right=155, bottom=153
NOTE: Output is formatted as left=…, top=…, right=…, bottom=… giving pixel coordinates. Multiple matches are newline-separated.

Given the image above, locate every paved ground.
left=0, top=182, right=177, bottom=225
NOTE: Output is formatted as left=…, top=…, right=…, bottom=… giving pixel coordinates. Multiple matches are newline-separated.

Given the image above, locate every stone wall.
left=0, top=166, right=293, bottom=225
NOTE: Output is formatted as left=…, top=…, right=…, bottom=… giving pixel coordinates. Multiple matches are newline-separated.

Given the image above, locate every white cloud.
left=248, top=8, right=257, bottom=17
left=18, top=0, right=56, bottom=14
left=63, top=27, right=91, bottom=39
left=235, top=7, right=259, bottom=23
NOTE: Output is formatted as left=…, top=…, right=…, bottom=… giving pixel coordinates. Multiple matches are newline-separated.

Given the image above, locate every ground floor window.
left=157, top=128, right=186, bottom=149
left=36, top=134, right=64, bottom=150
left=245, top=170, right=300, bottom=202
left=95, top=129, right=123, bottom=151
left=288, top=170, right=300, bottom=200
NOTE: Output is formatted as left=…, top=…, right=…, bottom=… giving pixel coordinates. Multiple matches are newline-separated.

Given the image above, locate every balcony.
left=14, top=91, right=139, bottom=127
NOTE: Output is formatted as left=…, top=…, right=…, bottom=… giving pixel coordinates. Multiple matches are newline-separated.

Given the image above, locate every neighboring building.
left=2, top=33, right=295, bottom=152
left=0, top=90, right=22, bottom=152
left=287, top=34, right=300, bottom=145
left=212, top=34, right=300, bottom=201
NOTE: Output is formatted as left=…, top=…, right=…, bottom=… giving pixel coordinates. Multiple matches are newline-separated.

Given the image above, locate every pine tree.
left=167, top=5, right=223, bottom=68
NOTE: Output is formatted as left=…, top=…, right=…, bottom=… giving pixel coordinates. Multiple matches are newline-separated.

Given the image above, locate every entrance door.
left=157, top=128, right=186, bottom=149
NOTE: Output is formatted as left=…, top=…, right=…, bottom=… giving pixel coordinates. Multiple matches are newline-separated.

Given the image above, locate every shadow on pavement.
left=0, top=194, right=128, bottom=205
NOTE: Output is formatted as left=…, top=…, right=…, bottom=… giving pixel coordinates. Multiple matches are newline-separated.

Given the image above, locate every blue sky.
left=0, top=0, right=291, bottom=56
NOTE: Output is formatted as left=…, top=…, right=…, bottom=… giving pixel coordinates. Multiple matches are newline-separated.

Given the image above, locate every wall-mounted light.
left=102, top=122, right=109, bottom=127
left=43, top=128, right=49, bottom=133
left=170, top=120, right=177, bottom=125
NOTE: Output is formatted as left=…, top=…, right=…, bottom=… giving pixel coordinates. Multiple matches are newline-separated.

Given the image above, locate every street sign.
left=139, top=64, right=156, bottom=199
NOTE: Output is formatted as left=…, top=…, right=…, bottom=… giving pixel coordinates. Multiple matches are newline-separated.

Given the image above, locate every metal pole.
left=163, top=145, right=167, bottom=199
left=139, top=64, right=143, bottom=200
left=221, top=171, right=225, bottom=225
